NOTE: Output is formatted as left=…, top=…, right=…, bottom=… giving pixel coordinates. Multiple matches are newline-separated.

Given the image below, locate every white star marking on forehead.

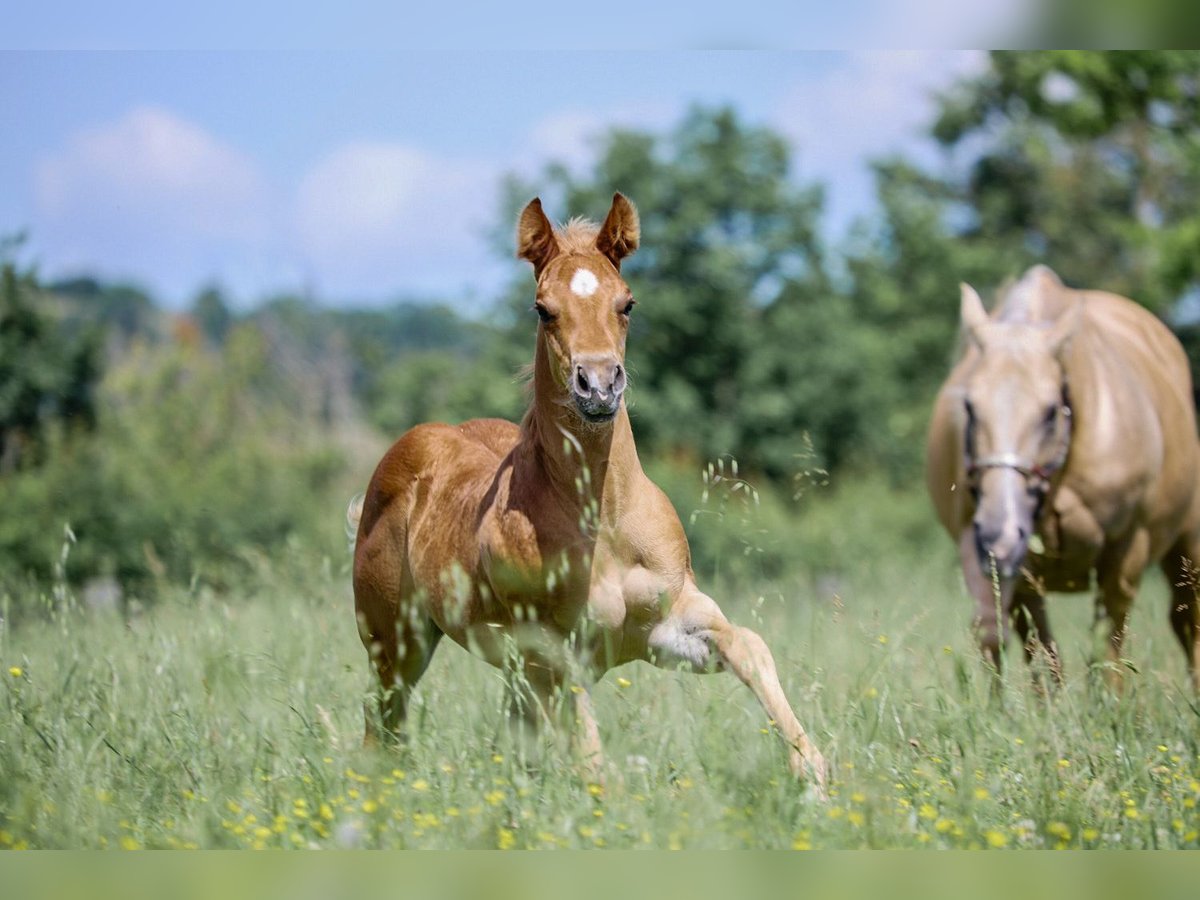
left=569, top=268, right=599, bottom=297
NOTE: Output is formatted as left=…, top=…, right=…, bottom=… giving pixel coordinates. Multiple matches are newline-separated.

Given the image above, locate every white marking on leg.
left=570, top=268, right=599, bottom=297
left=648, top=619, right=712, bottom=670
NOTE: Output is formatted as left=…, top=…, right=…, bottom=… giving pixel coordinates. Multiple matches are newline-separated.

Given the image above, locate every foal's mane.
left=555, top=216, right=602, bottom=254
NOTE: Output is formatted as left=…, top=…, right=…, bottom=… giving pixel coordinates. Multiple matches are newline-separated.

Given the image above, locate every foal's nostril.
left=613, top=364, right=625, bottom=393
left=575, top=365, right=590, bottom=394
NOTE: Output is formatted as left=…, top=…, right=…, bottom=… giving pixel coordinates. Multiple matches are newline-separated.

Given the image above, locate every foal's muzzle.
left=571, top=354, right=626, bottom=422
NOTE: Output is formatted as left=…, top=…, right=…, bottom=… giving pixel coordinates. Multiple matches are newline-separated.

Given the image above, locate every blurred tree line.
left=3, top=51, right=1199, bottom=605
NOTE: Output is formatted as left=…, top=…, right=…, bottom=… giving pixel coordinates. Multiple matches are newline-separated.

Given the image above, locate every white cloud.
left=774, top=51, right=987, bottom=234
left=34, top=106, right=272, bottom=292
left=292, top=142, right=500, bottom=299
left=31, top=109, right=508, bottom=304
left=36, top=106, right=268, bottom=247
left=526, top=111, right=608, bottom=171
left=519, top=102, right=670, bottom=179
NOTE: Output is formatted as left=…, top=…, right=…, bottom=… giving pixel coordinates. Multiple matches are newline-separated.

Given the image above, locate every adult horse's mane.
left=950, top=267, right=1067, bottom=363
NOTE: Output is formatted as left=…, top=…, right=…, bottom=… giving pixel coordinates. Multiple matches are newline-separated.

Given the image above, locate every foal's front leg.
left=505, top=648, right=606, bottom=784
left=648, top=585, right=827, bottom=796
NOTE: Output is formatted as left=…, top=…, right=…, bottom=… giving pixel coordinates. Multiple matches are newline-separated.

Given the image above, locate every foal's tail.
left=345, top=492, right=365, bottom=552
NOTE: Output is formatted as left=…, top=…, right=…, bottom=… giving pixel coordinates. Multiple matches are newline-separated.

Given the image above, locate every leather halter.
left=965, top=393, right=1073, bottom=493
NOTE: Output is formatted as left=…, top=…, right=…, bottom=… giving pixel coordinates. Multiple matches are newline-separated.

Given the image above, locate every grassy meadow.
left=2, top=473, right=1198, bottom=851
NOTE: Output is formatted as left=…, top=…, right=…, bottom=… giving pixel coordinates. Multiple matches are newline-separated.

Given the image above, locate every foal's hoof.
left=790, top=748, right=829, bottom=802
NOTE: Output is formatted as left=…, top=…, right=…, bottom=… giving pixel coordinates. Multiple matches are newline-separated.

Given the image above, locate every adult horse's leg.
left=1093, top=530, right=1149, bottom=694
left=1162, top=533, right=1200, bottom=692
left=959, top=530, right=1015, bottom=677
left=1012, top=583, right=1062, bottom=689
left=647, top=586, right=827, bottom=796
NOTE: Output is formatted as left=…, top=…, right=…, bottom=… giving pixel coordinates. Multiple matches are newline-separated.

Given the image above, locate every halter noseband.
left=965, top=396, right=1072, bottom=493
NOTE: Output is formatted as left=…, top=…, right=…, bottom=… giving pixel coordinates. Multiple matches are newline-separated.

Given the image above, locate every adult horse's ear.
left=517, top=198, right=560, bottom=279
left=596, top=192, right=640, bottom=270
left=1047, top=299, right=1083, bottom=358
left=960, top=283, right=989, bottom=346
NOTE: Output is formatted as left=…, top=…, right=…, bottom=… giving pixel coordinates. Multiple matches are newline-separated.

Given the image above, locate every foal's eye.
left=534, top=303, right=555, bottom=323
left=620, top=298, right=636, bottom=317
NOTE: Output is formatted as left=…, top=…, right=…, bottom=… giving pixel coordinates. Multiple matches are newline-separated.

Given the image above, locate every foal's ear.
left=517, top=197, right=560, bottom=279
left=960, top=283, right=990, bottom=346
left=595, top=192, right=640, bottom=270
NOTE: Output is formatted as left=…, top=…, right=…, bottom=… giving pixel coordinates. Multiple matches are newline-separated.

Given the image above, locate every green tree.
left=48, top=276, right=157, bottom=339
left=840, top=51, right=1200, bottom=478
left=933, top=51, right=1200, bottom=312
left=191, top=283, right=234, bottom=345
left=0, top=261, right=101, bottom=474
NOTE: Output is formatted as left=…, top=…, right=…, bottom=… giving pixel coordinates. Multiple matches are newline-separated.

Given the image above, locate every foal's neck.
left=521, top=343, right=638, bottom=514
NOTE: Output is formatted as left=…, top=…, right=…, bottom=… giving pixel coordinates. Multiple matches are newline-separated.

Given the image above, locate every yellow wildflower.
left=1046, top=822, right=1071, bottom=841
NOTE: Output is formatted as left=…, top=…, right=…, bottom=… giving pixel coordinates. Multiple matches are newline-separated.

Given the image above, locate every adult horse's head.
left=517, top=193, right=640, bottom=424
left=959, top=273, right=1080, bottom=579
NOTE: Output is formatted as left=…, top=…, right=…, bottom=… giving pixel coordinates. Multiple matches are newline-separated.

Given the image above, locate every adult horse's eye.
left=621, top=298, right=636, bottom=317
left=534, top=303, right=555, bottom=323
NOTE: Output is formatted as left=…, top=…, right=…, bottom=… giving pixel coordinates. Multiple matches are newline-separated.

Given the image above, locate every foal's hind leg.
left=1162, top=534, right=1200, bottom=692
left=355, top=580, right=443, bottom=746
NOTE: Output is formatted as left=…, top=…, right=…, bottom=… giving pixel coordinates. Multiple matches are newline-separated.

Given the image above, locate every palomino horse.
left=351, top=193, right=826, bottom=789
left=927, top=265, right=1200, bottom=689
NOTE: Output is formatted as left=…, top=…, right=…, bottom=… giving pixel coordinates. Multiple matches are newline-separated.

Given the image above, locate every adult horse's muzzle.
left=571, top=355, right=626, bottom=423
left=971, top=469, right=1037, bottom=579
left=973, top=518, right=1030, bottom=579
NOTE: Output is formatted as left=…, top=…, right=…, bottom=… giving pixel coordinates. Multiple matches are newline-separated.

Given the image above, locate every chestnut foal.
left=352, top=193, right=826, bottom=791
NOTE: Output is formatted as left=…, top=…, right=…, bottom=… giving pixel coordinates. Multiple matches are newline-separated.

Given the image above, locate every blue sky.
left=1, top=50, right=988, bottom=309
